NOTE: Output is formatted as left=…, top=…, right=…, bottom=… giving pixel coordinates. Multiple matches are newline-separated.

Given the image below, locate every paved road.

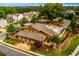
left=0, top=45, right=29, bottom=56
left=0, top=33, right=6, bottom=39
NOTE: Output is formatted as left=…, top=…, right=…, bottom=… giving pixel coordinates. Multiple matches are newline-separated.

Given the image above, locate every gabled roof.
left=16, top=31, right=46, bottom=41
left=30, top=23, right=58, bottom=37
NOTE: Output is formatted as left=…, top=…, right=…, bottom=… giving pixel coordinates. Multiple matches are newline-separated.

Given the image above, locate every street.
left=0, top=44, right=31, bottom=56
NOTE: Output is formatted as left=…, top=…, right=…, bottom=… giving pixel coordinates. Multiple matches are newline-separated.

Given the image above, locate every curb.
left=0, top=42, right=44, bottom=56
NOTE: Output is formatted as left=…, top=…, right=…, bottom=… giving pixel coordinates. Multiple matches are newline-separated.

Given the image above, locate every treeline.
left=0, top=6, right=41, bottom=18
left=0, top=3, right=79, bottom=19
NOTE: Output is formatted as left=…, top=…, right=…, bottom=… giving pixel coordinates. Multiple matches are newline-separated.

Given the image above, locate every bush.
left=51, top=36, right=61, bottom=43
left=31, top=45, right=36, bottom=52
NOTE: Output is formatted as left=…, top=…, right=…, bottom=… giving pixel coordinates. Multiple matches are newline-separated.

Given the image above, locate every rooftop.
left=16, top=30, right=46, bottom=41
left=30, top=23, right=60, bottom=37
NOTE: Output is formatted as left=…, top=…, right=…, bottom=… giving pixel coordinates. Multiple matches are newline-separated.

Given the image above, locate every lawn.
left=4, top=38, right=17, bottom=45
left=0, top=51, right=6, bottom=56
left=62, top=37, right=79, bottom=55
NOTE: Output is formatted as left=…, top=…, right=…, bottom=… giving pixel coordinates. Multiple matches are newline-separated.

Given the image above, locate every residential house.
left=66, top=10, right=75, bottom=15
left=23, top=11, right=35, bottom=21
left=38, top=19, right=51, bottom=23
left=13, top=13, right=23, bottom=22
left=0, top=19, right=7, bottom=33
left=29, top=23, right=64, bottom=38
left=16, top=30, right=46, bottom=45
left=23, top=13, right=32, bottom=20
left=0, top=18, right=7, bottom=28
left=6, top=14, right=13, bottom=23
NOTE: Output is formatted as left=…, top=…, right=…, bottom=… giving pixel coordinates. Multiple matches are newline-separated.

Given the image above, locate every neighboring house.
left=6, top=14, right=13, bottom=23
left=23, top=13, right=32, bottom=19
left=16, top=30, right=46, bottom=45
left=24, top=11, right=38, bottom=21
left=66, top=10, right=75, bottom=15
left=23, top=11, right=35, bottom=21
left=38, top=19, right=51, bottom=23
left=13, top=13, right=23, bottom=22
left=0, top=19, right=7, bottom=28
left=0, top=19, right=7, bottom=33
left=76, top=16, right=79, bottom=24
left=6, top=13, right=23, bottom=23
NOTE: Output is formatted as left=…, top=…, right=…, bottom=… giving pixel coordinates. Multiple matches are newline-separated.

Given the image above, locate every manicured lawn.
left=4, top=38, right=17, bottom=45
left=0, top=51, right=6, bottom=56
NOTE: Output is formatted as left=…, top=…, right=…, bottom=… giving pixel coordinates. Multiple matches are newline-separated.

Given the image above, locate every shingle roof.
left=16, top=31, right=46, bottom=41
left=30, top=23, right=57, bottom=37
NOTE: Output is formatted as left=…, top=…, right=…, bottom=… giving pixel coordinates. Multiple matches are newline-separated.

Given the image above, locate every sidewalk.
left=0, top=41, right=44, bottom=56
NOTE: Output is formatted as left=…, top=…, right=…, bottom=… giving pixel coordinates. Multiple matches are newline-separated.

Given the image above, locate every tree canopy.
left=18, top=18, right=28, bottom=26
left=30, top=14, right=38, bottom=23
left=6, top=23, right=18, bottom=33
left=38, top=3, right=66, bottom=20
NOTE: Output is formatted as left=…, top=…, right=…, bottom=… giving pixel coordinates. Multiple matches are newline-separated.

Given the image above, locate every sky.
left=0, top=3, right=44, bottom=7
left=63, top=3, right=79, bottom=6
left=0, top=3, right=79, bottom=7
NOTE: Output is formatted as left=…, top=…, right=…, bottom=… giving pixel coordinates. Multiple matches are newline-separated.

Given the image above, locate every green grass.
left=0, top=51, right=6, bottom=56
left=4, top=38, right=17, bottom=45
left=40, top=50, right=61, bottom=56
left=62, top=37, right=79, bottom=55
left=31, top=45, right=37, bottom=52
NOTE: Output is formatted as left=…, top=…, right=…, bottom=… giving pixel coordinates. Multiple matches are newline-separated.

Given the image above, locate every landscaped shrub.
left=31, top=45, right=36, bottom=52
left=51, top=36, right=61, bottom=43
left=34, top=41, right=42, bottom=49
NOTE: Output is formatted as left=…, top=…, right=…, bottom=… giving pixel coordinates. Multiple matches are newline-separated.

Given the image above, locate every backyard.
left=31, top=36, right=79, bottom=56
left=62, top=37, right=79, bottom=55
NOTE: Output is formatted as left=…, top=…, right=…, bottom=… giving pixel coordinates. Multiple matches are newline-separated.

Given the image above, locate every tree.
left=39, top=3, right=65, bottom=20
left=65, top=11, right=75, bottom=20
left=6, top=23, right=18, bottom=33
left=51, top=36, right=61, bottom=43
left=34, top=41, right=42, bottom=49
left=18, top=18, right=28, bottom=26
left=70, top=15, right=79, bottom=34
left=70, top=15, right=78, bottom=29
left=0, top=10, right=6, bottom=18
left=31, top=15, right=38, bottom=23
